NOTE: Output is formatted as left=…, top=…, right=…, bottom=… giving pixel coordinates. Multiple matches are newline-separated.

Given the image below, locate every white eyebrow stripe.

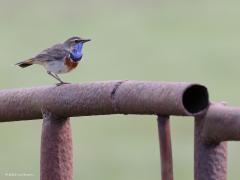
left=71, top=38, right=81, bottom=41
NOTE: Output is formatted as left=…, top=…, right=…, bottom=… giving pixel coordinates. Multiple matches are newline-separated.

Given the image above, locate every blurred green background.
left=0, top=0, right=240, bottom=179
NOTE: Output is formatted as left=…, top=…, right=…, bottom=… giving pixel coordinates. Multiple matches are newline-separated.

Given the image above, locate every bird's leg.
left=47, top=71, right=69, bottom=86
left=47, top=71, right=62, bottom=82
left=55, top=74, right=69, bottom=85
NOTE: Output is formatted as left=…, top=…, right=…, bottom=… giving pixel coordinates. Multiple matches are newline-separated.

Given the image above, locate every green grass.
left=0, top=0, right=240, bottom=179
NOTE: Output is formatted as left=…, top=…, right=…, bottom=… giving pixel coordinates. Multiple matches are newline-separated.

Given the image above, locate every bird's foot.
left=56, top=82, right=70, bottom=86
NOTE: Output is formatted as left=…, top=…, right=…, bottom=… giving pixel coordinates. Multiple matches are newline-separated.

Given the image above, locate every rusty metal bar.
left=157, top=116, right=173, bottom=180
left=194, top=116, right=227, bottom=180
left=201, top=103, right=240, bottom=143
left=41, top=109, right=73, bottom=180
left=0, top=81, right=209, bottom=121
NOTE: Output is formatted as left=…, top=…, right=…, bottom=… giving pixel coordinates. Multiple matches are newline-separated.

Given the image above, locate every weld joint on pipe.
left=110, top=80, right=128, bottom=112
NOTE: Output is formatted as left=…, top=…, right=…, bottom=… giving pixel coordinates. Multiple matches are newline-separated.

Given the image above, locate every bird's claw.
left=56, top=82, right=70, bottom=86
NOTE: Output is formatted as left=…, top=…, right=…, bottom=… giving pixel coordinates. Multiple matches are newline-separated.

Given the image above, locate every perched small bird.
left=16, top=36, right=90, bottom=85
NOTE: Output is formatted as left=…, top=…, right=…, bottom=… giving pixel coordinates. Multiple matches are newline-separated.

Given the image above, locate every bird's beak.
left=81, top=39, right=91, bottom=43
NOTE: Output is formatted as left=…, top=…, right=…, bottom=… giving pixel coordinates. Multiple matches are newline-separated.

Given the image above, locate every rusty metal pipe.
left=201, top=103, right=240, bottom=143
left=41, top=109, right=73, bottom=180
left=157, top=116, right=173, bottom=180
left=0, top=81, right=209, bottom=121
left=194, top=116, right=227, bottom=180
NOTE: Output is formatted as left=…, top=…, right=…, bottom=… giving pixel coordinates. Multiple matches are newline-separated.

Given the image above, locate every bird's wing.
left=33, top=44, right=69, bottom=62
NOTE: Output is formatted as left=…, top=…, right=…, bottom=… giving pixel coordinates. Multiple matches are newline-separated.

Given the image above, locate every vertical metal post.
left=41, top=109, right=73, bottom=180
left=157, top=116, right=174, bottom=180
left=194, top=117, right=227, bottom=180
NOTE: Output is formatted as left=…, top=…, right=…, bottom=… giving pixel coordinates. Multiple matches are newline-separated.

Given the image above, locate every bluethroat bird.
left=16, top=36, right=90, bottom=85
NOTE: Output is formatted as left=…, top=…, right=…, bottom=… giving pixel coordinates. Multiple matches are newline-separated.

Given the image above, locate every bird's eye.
left=74, top=39, right=80, bottom=43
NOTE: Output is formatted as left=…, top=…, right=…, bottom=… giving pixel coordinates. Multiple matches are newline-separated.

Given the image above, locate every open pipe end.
left=182, top=85, right=209, bottom=115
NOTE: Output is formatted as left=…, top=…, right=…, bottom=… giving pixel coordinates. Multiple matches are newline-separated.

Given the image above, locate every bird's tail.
left=15, top=59, right=34, bottom=68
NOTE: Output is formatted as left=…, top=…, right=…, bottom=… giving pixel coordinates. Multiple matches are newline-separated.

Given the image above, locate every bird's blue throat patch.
left=70, top=43, right=83, bottom=62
